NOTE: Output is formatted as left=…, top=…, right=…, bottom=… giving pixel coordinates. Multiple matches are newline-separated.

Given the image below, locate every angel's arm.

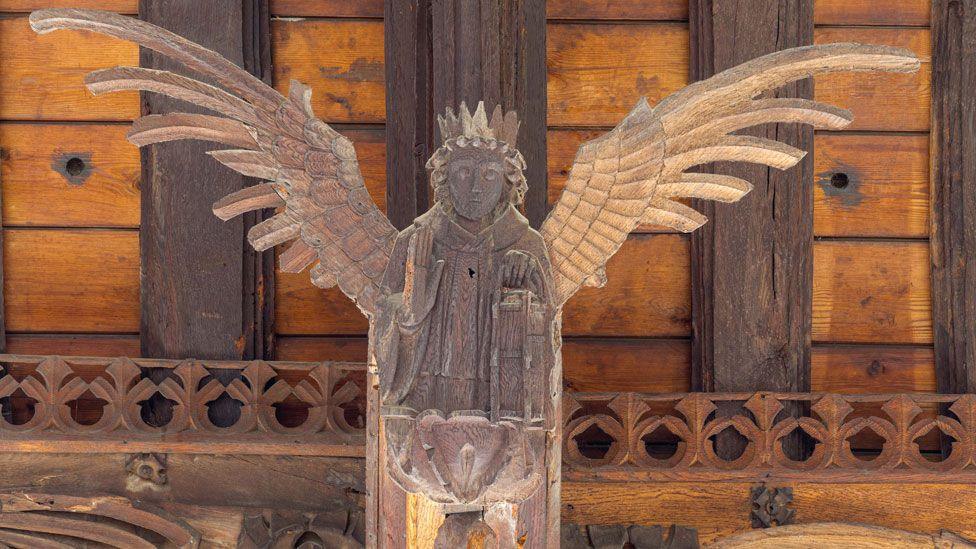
left=541, top=43, right=921, bottom=308
left=30, top=8, right=397, bottom=317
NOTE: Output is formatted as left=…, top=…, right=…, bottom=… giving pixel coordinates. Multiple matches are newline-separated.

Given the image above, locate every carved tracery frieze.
left=0, top=355, right=364, bottom=452
left=563, top=391, right=976, bottom=481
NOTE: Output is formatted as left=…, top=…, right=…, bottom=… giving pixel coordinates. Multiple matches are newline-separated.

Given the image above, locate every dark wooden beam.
left=931, top=0, right=976, bottom=394
left=384, top=0, right=547, bottom=228
left=0, top=154, right=6, bottom=354
left=139, top=0, right=274, bottom=361
left=689, top=0, right=814, bottom=455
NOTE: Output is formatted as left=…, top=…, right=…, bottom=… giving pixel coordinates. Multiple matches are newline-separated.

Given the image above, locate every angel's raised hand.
left=501, top=250, right=538, bottom=290
left=401, top=227, right=443, bottom=324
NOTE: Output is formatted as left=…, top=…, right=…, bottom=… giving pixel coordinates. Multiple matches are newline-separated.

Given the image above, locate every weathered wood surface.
left=0, top=0, right=137, bottom=11
left=0, top=455, right=366, bottom=546
left=563, top=482, right=976, bottom=545
left=549, top=0, right=687, bottom=21
left=271, top=0, right=381, bottom=17
left=814, top=0, right=931, bottom=26
left=710, top=523, right=975, bottom=548
left=384, top=0, right=548, bottom=229
left=547, top=23, right=689, bottom=128
left=266, top=0, right=931, bottom=25
left=815, top=27, right=931, bottom=132
left=139, top=0, right=274, bottom=361
left=272, top=18, right=385, bottom=124
left=814, top=133, right=929, bottom=238
left=5, top=228, right=139, bottom=333
left=689, top=0, right=813, bottom=405
left=7, top=18, right=929, bottom=131
left=811, top=345, right=937, bottom=393
left=5, top=334, right=141, bottom=357
left=813, top=240, right=932, bottom=344
left=1, top=17, right=138, bottom=120
left=0, top=123, right=140, bottom=228
left=931, top=0, right=976, bottom=394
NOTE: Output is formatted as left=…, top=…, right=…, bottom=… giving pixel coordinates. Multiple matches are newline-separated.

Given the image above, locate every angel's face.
left=446, top=148, right=506, bottom=221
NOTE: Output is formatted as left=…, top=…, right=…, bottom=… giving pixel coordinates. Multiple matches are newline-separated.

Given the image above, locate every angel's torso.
left=378, top=204, right=553, bottom=413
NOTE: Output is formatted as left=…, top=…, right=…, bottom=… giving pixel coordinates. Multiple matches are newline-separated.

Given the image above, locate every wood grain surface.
left=272, top=18, right=385, bottom=123
left=814, top=133, right=929, bottom=238
left=547, top=22, right=689, bottom=127
left=4, top=228, right=139, bottom=333
left=811, top=344, right=937, bottom=393
left=0, top=124, right=139, bottom=228
left=0, top=17, right=138, bottom=121
left=563, top=481, right=976, bottom=545
left=813, top=240, right=932, bottom=344
left=930, top=0, right=976, bottom=394
left=815, top=27, right=931, bottom=132
left=814, top=0, right=930, bottom=26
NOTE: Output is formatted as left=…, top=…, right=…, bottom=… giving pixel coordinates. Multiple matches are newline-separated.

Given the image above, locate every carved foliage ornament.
left=27, top=8, right=919, bottom=546
left=563, top=392, right=976, bottom=479
left=0, top=355, right=363, bottom=447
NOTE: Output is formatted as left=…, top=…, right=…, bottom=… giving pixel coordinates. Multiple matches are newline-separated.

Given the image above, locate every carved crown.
left=438, top=101, right=520, bottom=147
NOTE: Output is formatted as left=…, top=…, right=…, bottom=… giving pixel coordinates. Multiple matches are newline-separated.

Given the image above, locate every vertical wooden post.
left=384, top=0, right=547, bottom=228
left=377, top=1, right=548, bottom=546
left=139, top=0, right=274, bottom=361
left=689, top=0, right=814, bottom=455
left=931, top=0, right=976, bottom=395
left=0, top=151, right=5, bottom=354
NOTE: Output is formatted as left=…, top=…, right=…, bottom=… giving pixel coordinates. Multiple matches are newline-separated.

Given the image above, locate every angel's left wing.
left=30, top=9, right=397, bottom=316
left=541, top=43, right=920, bottom=308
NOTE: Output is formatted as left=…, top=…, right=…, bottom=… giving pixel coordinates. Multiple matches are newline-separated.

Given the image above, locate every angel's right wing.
left=541, top=43, right=921, bottom=308
left=30, top=9, right=397, bottom=316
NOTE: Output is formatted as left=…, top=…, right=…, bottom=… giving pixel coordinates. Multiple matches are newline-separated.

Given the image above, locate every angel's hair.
left=426, top=135, right=528, bottom=218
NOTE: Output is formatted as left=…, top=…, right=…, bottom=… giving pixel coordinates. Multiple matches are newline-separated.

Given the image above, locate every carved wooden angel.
left=31, top=8, right=918, bottom=547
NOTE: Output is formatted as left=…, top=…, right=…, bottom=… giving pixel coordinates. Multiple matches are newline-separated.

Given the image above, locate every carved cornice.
left=5, top=355, right=976, bottom=483
left=563, top=391, right=976, bottom=482
left=0, top=355, right=364, bottom=456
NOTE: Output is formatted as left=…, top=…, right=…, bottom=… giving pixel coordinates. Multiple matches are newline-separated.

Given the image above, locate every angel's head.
left=427, top=102, right=527, bottom=222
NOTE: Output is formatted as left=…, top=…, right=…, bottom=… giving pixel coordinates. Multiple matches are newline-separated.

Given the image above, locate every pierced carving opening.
left=273, top=395, right=310, bottom=428
left=574, top=423, right=615, bottom=460
left=709, top=425, right=748, bottom=462
left=207, top=392, right=243, bottom=428
left=139, top=391, right=178, bottom=427
left=917, top=431, right=957, bottom=463
left=779, top=425, right=818, bottom=462
left=846, top=426, right=886, bottom=461
left=0, top=388, right=36, bottom=426
left=642, top=424, right=681, bottom=460
left=340, top=398, right=366, bottom=429
left=294, top=531, right=325, bottom=549
left=67, top=388, right=107, bottom=426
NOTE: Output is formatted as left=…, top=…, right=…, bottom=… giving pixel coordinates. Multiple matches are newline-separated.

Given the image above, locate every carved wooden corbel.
left=27, top=8, right=921, bottom=545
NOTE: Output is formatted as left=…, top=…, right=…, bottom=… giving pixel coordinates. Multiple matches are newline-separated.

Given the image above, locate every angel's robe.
left=376, top=203, right=553, bottom=413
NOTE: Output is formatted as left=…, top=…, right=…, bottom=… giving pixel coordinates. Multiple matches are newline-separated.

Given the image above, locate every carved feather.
left=31, top=8, right=396, bottom=316
left=128, top=114, right=258, bottom=149
left=86, top=67, right=257, bottom=123
left=212, top=183, right=285, bottom=221
left=542, top=43, right=920, bottom=307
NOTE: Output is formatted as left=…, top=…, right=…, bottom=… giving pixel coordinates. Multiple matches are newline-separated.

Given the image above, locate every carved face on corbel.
left=446, top=147, right=506, bottom=221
